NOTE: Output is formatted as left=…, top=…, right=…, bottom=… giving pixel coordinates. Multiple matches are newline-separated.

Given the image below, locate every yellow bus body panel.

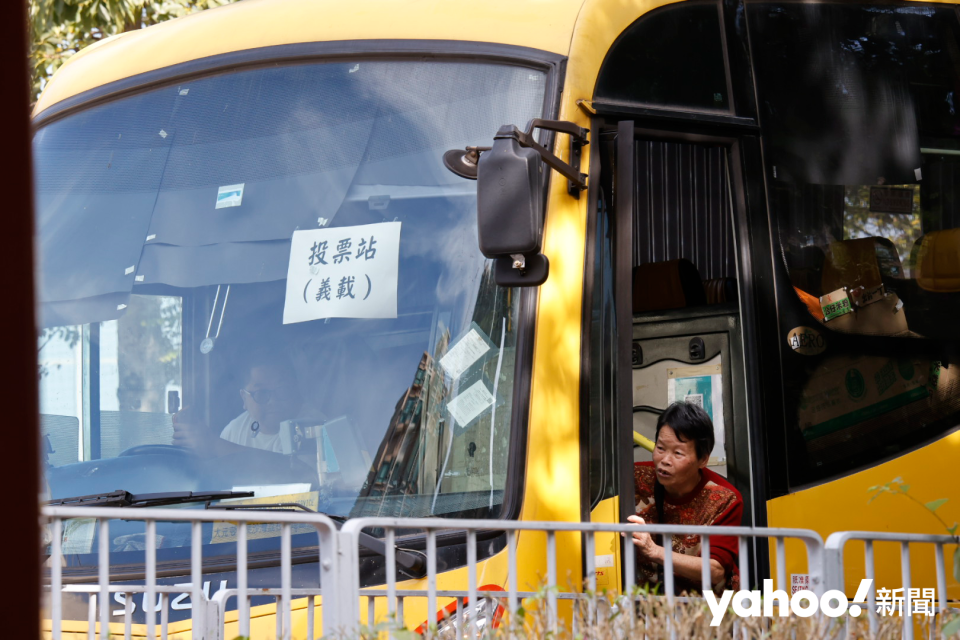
left=767, top=429, right=960, bottom=601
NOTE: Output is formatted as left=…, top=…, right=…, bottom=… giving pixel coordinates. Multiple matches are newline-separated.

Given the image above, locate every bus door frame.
left=610, top=117, right=778, bottom=589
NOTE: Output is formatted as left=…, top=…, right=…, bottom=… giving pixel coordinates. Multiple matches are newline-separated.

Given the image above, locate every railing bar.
left=145, top=520, right=156, bottom=640
left=307, top=595, right=315, bottom=640
left=866, top=540, right=878, bottom=637
left=456, top=597, right=464, bottom=640
left=427, top=530, right=437, bottom=633
left=238, top=523, right=249, bottom=639
left=276, top=596, right=282, bottom=640
left=663, top=533, right=675, bottom=607
left=124, top=591, right=133, bottom=640
left=87, top=593, right=96, bottom=640
left=901, top=541, right=913, bottom=640
left=51, top=517, right=62, bottom=640
left=701, top=534, right=712, bottom=595
left=282, top=524, right=292, bottom=640
left=191, top=521, right=203, bottom=635
left=98, top=519, right=109, bottom=640
left=398, top=596, right=405, bottom=628
left=935, top=543, right=947, bottom=616
left=775, top=537, right=786, bottom=592
left=547, top=530, right=558, bottom=634
left=664, top=532, right=676, bottom=640
left=386, top=528, right=397, bottom=619
left=467, top=529, right=478, bottom=640
left=585, top=531, right=596, bottom=626
left=508, top=531, right=519, bottom=619
left=623, top=530, right=635, bottom=632
left=160, top=593, right=168, bottom=640
left=367, top=595, right=375, bottom=628
left=738, top=536, right=749, bottom=591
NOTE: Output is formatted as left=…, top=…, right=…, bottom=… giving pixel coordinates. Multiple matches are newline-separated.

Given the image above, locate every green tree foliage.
left=28, top=0, right=233, bottom=101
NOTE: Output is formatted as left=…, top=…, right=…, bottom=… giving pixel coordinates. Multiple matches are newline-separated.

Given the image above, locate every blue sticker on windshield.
left=215, top=183, right=245, bottom=209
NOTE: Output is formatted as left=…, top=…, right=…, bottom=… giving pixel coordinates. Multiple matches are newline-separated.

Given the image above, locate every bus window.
left=749, top=2, right=960, bottom=484
left=595, top=0, right=732, bottom=112
left=34, top=60, right=546, bottom=561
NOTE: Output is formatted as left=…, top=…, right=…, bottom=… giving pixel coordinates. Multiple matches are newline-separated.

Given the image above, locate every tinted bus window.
left=595, top=1, right=731, bottom=112
left=749, top=2, right=960, bottom=484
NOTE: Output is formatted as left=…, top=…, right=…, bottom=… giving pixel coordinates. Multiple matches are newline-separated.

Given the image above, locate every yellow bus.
left=34, top=0, right=960, bottom=634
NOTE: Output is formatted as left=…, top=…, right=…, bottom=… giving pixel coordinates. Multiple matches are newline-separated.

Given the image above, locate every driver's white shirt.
left=220, top=411, right=283, bottom=453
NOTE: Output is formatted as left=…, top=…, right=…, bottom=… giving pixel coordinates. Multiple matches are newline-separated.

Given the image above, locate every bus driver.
left=172, top=350, right=304, bottom=456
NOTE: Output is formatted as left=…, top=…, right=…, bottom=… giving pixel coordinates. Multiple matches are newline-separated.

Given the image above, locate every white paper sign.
left=216, top=183, right=244, bottom=209
left=439, top=327, right=491, bottom=381
left=446, top=381, right=495, bottom=427
left=283, top=221, right=401, bottom=324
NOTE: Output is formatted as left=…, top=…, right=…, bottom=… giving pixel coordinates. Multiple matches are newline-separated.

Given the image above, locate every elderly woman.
left=625, top=401, right=743, bottom=594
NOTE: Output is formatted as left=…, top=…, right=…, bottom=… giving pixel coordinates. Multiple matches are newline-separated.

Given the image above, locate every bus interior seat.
left=632, top=259, right=706, bottom=314
left=913, top=229, right=960, bottom=293
left=905, top=228, right=960, bottom=336
left=820, top=237, right=909, bottom=336
left=702, top=277, right=739, bottom=305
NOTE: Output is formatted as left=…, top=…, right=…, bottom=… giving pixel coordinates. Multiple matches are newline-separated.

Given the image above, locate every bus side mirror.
left=444, top=119, right=588, bottom=287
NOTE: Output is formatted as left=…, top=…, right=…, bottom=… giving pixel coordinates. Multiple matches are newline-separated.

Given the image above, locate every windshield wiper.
left=205, top=502, right=427, bottom=578
left=46, top=489, right=255, bottom=508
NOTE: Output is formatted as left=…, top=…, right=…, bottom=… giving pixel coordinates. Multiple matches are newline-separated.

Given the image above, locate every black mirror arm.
left=495, top=121, right=589, bottom=191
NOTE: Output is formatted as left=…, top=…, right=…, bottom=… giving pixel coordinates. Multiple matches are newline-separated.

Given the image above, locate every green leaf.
left=944, top=614, right=960, bottom=637
left=926, top=499, right=949, bottom=512
left=866, top=485, right=879, bottom=492
left=954, top=547, right=960, bottom=584
left=900, top=483, right=911, bottom=493
left=949, top=523, right=958, bottom=537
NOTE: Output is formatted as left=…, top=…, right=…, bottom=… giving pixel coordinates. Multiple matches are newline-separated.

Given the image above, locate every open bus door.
left=602, top=118, right=771, bottom=593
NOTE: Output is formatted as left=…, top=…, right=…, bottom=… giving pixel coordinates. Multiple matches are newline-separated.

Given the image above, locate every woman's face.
left=652, top=425, right=707, bottom=492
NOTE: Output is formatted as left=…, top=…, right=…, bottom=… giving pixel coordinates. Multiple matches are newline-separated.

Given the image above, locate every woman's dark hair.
left=652, top=401, right=715, bottom=526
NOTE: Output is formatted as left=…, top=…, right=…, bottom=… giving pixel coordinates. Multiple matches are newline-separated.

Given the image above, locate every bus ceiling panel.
left=39, top=292, right=131, bottom=329
left=145, top=165, right=361, bottom=248
left=135, top=241, right=291, bottom=289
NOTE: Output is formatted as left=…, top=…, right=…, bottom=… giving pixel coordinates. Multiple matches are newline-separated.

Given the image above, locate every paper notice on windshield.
left=61, top=518, right=96, bottom=554
left=439, top=327, right=491, bottom=380
left=283, top=221, right=400, bottom=324
left=446, top=380, right=495, bottom=427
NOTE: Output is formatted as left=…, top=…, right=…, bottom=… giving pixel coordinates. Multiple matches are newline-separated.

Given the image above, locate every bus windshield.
left=34, top=60, right=546, bottom=554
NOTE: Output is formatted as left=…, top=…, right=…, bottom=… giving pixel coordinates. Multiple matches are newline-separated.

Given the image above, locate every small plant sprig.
left=868, top=477, right=960, bottom=636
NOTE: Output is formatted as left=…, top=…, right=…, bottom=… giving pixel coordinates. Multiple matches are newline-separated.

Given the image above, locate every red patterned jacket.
left=633, top=461, right=743, bottom=594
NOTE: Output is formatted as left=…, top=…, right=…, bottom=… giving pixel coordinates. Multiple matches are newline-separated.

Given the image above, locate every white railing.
left=825, top=530, right=958, bottom=640
left=43, top=505, right=341, bottom=640
left=337, top=517, right=825, bottom=638
left=41, top=506, right=958, bottom=639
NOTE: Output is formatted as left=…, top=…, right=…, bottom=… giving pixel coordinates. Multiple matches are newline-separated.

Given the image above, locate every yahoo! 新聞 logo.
left=704, top=579, right=874, bottom=626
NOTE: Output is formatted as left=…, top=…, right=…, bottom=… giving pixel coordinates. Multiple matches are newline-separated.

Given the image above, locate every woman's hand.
left=624, top=515, right=661, bottom=562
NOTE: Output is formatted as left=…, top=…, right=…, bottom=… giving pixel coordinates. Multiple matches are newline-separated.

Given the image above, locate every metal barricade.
left=824, top=530, right=958, bottom=640
left=338, top=517, right=825, bottom=637
left=45, top=505, right=957, bottom=639
left=42, top=505, right=341, bottom=640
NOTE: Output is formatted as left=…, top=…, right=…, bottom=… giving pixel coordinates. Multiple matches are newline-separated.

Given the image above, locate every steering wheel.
left=118, top=444, right=194, bottom=457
